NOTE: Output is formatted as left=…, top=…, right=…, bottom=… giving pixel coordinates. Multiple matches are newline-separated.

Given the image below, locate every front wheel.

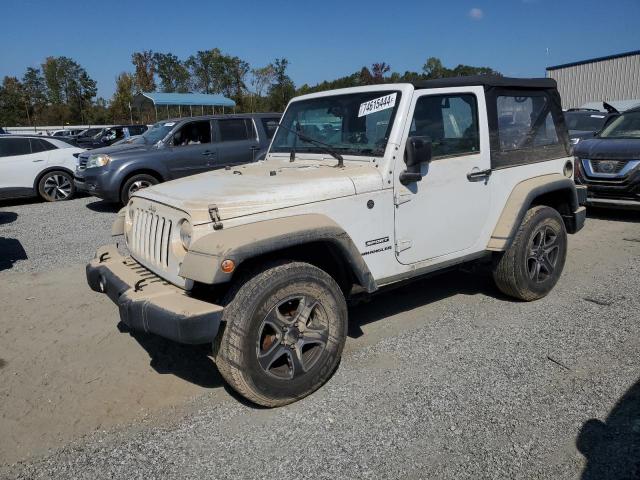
left=493, top=205, right=567, bottom=301
left=214, top=261, right=347, bottom=407
left=38, top=170, right=75, bottom=202
left=120, top=174, right=159, bottom=205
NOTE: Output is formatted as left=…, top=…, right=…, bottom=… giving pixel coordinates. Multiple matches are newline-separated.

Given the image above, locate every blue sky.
left=1, top=0, right=638, bottom=99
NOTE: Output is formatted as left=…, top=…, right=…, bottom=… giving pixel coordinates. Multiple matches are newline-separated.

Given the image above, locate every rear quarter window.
left=218, top=119, right=251, bottom=142
left=30, top=138, right=57, bottom=153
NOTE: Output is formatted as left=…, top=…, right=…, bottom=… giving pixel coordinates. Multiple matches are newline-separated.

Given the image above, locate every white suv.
left=0, top=136, right=84, bottom=201
left=88, top=76, right=586, bottom=407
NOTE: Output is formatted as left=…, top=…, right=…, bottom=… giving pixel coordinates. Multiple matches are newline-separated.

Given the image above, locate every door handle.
left=202, top=150, right=215, bottom=156
left=467, top=168, right=492, bottom=182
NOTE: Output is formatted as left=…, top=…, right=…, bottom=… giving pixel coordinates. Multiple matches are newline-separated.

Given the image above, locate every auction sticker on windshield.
left=358, top=93, right=397, bottom=117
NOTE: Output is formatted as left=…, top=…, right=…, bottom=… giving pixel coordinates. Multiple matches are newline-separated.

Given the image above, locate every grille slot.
left=590, top=159, right=627, bottom=174
left=130, top=208, right=172, bottom=267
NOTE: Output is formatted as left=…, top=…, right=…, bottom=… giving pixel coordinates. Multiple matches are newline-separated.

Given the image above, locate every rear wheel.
left=214, top=261, right=347, bottom=407
left=38, top=170, right=75, bottom=202
left=493, top=205, right=567, bottom=301
left=120, top=174, right=159, bottom=205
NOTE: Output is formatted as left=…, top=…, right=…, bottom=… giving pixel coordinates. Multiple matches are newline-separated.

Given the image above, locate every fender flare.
left=487, top=173, right=579, bottom=251
left=179, top=214, right=377, bottom=292
left=111, top=207, right=126, bottom=236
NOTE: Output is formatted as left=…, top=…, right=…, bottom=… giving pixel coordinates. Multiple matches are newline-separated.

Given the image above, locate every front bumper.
left=585, top=197, right=640, bottom=210
left=575, top=160, right=640, bottom=209
left=74, top=168, right=120, bottom=202
left=86, top=244, right=222, bottom=344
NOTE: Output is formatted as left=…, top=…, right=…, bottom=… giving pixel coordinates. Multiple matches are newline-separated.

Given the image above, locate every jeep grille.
left=130, top=208, right=173, bottom=267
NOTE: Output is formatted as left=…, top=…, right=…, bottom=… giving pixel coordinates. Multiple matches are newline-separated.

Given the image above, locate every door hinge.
left=208, top=204, right=224, bottom=230
left=395, top=238, right=412, bottom=254
left=394, top=193, right=412, bottom=207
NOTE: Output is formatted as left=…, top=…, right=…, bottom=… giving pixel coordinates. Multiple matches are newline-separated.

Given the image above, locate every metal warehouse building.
left=546, top=50, right=640, bottom=109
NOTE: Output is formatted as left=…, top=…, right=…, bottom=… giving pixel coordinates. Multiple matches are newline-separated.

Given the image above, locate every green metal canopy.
left=132, top=92, right=236, bottom=109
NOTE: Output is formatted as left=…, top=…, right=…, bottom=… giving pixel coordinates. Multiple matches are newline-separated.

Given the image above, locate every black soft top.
left=412, top=75, right=556, bottom=90
left=409, top=75, right=569, bottom=169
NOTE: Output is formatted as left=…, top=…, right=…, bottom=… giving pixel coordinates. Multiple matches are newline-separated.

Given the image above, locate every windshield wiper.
left=276, top=123, right=344, bottom=167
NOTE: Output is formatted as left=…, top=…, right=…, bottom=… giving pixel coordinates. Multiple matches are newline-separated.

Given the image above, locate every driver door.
left=394, top=87, right=491, bottom=264
left=163, top=120, right=215, bottom=178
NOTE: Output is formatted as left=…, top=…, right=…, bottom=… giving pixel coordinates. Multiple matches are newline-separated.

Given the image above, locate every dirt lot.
left=0, top=197, right=639, bottom=479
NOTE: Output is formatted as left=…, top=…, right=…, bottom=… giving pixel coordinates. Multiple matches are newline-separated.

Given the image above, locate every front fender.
left=179, top=214, right=376, bottom=292
left=112, top=207, right=126, bottom=236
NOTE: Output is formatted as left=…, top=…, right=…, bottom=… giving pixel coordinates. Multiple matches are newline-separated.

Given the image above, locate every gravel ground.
left=1, top=207, right=638, bottom=479
left=0, top=195, right=117, bottom=274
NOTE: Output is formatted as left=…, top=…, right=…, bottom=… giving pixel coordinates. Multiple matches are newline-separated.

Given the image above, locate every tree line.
left=0, top=50, right=500, bottom=127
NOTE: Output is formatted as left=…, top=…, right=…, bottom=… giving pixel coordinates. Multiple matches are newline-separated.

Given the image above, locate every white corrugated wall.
left=548, top=54, right=640, bottom=109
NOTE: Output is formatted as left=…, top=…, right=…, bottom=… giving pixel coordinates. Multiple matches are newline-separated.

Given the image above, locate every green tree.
left=267, top=58, right=295, bottom=112
left=422, top=57, right=447, bottom=79
left=131, top=50, right=156, bottom=92
left=41, top=56, right=64, bottom=104
left=250, top=65, right=275, bottom=111
left=39, top=56, right=96, bottom=124
left=0, top=76, right=27, bottom=126
left=154, top=52, right=190, bottom=93
left=110, top=72, right=135, bottom=123
left=186, top=48, right=225, bottom=94
left=22, top=67, right=47, bottom=126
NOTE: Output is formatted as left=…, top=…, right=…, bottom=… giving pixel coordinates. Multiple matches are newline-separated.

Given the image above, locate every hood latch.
left=208, top=205, right=224, bottom=230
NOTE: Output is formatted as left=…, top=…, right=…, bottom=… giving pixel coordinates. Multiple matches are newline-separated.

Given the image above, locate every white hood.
left=135, top=159, right=383, bottom=224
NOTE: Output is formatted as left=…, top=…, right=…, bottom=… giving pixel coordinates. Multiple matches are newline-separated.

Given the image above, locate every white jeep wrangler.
left=88, top=76, right=586, bottom=407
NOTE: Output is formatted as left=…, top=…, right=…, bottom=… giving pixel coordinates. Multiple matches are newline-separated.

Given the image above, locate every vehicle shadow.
left=118, top=322, right=224, bottom=389
left=0, top=192, right=91, bottom=208
left=577, top=377, right=640, bottom=479
left=587, top=207, right=640, bottom=224
left=348, top=268, right=505, bottom=338
left=85, top=199, right=121, bottom=213
left=0, top=197, right=42, bottom=208
left=0, top=211, right=27, bottom=272
left=0, top=211, right=18, bottom=226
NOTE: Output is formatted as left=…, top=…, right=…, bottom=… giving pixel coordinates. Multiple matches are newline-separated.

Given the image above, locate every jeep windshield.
left=271, top=90, right=402, bottom=157
left=598, top=111, right=640, bottom=139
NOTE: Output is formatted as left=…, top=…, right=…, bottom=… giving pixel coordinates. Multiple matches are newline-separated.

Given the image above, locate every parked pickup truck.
left=75, top=113, right=281, bottom=205
left=87, top=76, right=586, bottom=407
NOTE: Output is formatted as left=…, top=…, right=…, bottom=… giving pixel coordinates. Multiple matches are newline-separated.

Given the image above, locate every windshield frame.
left=140, top=121, right=178, bottom=145
left=597, top=111, right=640, bottom=139
left=270, top=89, right=403, bottom=159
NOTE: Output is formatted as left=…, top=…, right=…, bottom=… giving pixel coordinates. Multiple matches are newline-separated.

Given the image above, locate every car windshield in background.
left=141, top=122, right=175, bottom=144
left=598, top=111, right=640, bottom=139
left=271, top=91, right=402, bottom=157
left=565, top=112, right=607, bottom=131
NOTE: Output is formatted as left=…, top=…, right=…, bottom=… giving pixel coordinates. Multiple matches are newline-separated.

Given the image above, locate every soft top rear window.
left=487, top=87, right=569, bottom=168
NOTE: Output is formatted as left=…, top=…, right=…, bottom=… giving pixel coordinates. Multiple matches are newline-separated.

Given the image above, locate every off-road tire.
left=493, top=205, right=567, bottom=301
left=214, top=261, right=348, bottom=407
left=120, top=174, right=159, bottom=205
left=38, top=170, right=75, bottom=202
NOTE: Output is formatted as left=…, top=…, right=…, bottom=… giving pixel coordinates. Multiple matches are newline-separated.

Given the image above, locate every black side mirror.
left=399, top=136, right=432, bottom=185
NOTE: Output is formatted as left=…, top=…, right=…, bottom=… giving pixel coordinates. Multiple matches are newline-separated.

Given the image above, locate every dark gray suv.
left=74, top=113, right=280, bottom=205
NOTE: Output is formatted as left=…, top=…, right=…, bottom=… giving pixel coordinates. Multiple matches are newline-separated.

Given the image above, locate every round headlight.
left=563, top=160, right=574, bottom=178
left=179, top=219, right=193, bottom=250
